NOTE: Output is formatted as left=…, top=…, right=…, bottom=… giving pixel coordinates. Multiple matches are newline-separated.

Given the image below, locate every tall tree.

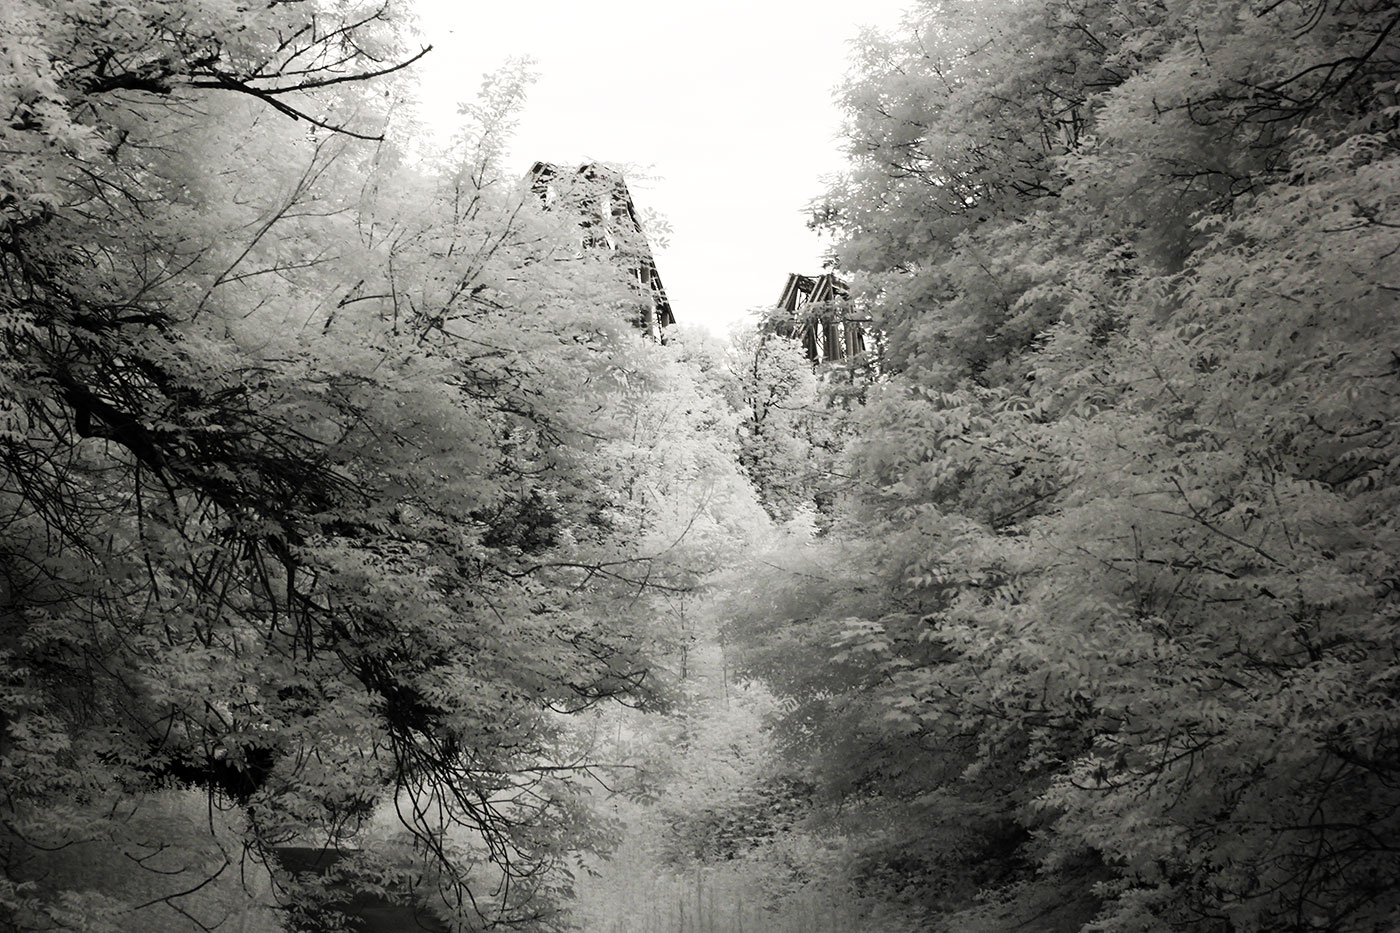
left=728, top=1, right=1400, bottom=931
left=1, top=3, right=680, bottom=930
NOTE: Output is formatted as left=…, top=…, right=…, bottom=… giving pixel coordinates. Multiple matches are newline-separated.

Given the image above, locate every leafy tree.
left=723, top=326, right=863, bottom=523
left=723, top=329, right=819, bottom=521
left=727, top=1, right=1400, bottom=931
left=0, top=3, right=687, bottom=930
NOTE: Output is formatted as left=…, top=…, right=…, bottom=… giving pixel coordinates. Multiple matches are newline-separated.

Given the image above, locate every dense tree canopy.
left=0, top=2, right=710, bottom=929
left=724, top=1, right=1400, bottom=931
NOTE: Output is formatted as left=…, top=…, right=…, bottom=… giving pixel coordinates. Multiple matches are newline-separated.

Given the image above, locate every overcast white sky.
left=407, top=0, right=912, bottom=335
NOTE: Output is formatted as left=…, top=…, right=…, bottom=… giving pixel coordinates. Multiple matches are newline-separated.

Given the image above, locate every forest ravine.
left=3, top=1, right=1398, bottom=932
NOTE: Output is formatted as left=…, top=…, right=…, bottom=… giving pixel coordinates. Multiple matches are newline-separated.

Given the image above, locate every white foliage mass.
left=0, top=1, right=738, bottom=930
left=722, top=1, right=1400, bottom=931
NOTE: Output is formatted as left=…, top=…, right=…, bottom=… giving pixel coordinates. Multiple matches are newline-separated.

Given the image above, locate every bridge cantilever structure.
left=772, top=272, right=867, bottom=364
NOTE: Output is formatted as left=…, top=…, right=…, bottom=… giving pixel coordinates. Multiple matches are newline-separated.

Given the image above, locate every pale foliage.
left=727, top=1, right=1400, bottom=931
left=0, top=2, right=697, bottom=930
